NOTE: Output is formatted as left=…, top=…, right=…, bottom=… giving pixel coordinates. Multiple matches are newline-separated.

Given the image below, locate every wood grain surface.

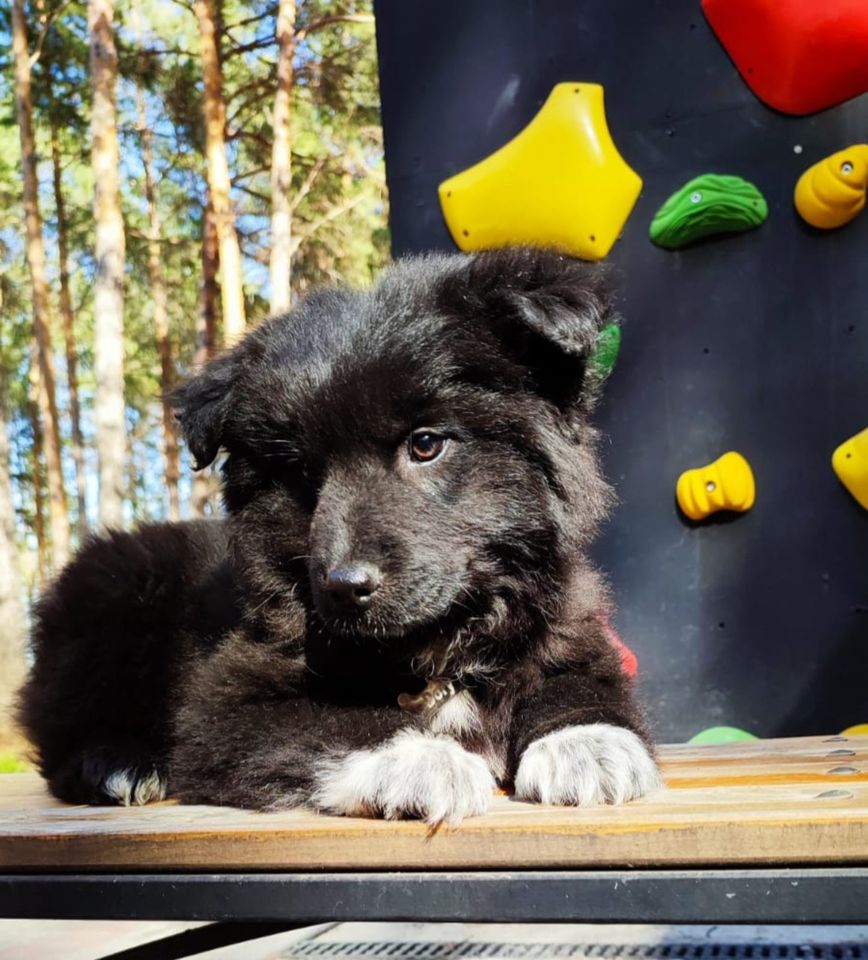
left=1, top=736, right=866, bottom=872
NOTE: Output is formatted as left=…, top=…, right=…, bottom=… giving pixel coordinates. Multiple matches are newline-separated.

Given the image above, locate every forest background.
left=0, top=0, right=389, bottom=761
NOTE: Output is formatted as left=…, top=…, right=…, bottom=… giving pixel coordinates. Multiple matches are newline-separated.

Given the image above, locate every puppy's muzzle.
left=323, top=562, right=382, bottom=609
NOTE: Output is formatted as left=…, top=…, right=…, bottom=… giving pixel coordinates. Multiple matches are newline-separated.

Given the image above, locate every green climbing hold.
left=649, top=174, right=768, bottom=249
left=688, top=726, right=758, bottom=745
left=589, top=323, right=621, bottom=382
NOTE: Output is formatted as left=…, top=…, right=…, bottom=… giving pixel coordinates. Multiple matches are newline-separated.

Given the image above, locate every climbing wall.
left=373, top=0, right=868, bottom=740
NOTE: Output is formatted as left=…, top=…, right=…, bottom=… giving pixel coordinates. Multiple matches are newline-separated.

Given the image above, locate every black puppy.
left=18, top=247, right=659, bottom=823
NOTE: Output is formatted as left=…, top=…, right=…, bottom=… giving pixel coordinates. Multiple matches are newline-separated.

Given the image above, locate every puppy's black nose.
left=323, top=563, right=382, bottom=608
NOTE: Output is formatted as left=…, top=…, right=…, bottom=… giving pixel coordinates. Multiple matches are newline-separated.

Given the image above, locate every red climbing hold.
left=702, top=0, right=868, bottom=115
left=598, top=616, right=639, bottom=679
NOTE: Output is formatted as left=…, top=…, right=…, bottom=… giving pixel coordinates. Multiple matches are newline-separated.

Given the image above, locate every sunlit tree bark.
left=199, top=198, right=219, bottom=361
left=269, top=0, right=297, bottom=315
left=89, top=0, right=126, bottom=529
left=136, top=86, right=181, bottom=520
left=11, top=0, right=70, bottom=568
left=191, top=198, right=220, bottom=517
left=27, top=362, right=48, bottom=587
left=194, top=0, right=246, bottom=342
left=0, top=365, right=26, bottom=736
left=51, top=122, right=88, bottom=536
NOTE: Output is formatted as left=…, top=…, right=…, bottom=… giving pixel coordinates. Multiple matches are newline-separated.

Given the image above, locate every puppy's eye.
left=409, top=430, right=448, bottom=463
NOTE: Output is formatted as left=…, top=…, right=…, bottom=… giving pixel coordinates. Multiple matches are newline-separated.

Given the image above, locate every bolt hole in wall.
left=373, top=0, right=868, bottom=740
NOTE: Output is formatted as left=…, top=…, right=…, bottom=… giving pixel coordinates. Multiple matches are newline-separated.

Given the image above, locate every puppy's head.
left=173, top=248, right=614, bottom=663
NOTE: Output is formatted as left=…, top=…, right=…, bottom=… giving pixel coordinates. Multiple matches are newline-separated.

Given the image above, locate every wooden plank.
left=3, top=780, right=866, bottom=822
left=7, top=736, right=865, bottom=806
left=657, top=736, right=868, bottom=788
left=658, top=734, right=863, bottom=758
left=1, top=736, right=866, bottom=872
left=659, top=737, right=868, bottom=766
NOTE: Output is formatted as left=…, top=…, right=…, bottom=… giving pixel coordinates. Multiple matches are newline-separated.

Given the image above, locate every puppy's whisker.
left=246, top=589, right=282, bottom=618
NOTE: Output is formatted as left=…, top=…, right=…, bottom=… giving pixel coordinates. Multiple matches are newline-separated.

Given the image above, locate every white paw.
left=313, top=730, right=495, bottom=825
left=514, top=723, right=661, bottom=806
left=102, top=768, right=167, bottom=806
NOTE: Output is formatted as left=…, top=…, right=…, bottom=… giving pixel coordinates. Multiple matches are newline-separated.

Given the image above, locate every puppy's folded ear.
left=170, top=349, right=240, bottom=470
left=441, top=247, right=615, bottom=404
left=473, top=246, right=611, bottom=356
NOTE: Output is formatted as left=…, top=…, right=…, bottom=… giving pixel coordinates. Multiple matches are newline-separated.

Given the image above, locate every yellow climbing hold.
left=841, top=724, right=868, bottom=737
left=676, top=451, right=756, bottom=522
left=832, top=428, right=868, bottom=509
left=794, top=144, right=868, bottom=229
left=438, top=83, right=642, bottom=261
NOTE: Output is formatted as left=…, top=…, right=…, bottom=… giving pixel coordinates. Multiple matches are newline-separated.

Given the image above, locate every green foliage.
left=0, top=751, right=33, bottom=773
left=0, top=0, right=390, bottom=568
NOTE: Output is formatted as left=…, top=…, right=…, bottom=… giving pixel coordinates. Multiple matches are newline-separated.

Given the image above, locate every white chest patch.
left=427, top=689, right=481, bottom=736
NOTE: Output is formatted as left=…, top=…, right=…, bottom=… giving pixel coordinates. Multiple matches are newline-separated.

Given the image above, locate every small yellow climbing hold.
left=438, top=83, right=642, bottom=261
left=794, top=144, right=868, bottom=229
left=832, top=428, right=868, bottom=509
left=676, top=451, right=756, bottom=521
left=841, top=724, right=868, bottom=737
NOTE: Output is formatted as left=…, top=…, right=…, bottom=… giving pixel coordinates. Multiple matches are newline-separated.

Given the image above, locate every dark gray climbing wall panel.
left=374, top=0, right=868, bottom=740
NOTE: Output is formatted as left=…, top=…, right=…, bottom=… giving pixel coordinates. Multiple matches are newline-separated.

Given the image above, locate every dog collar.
left=397, top=678, right=458, bottom=715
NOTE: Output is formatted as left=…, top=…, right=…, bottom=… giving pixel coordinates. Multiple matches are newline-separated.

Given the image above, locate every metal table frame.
left=3, top=868, right=867, bottom=959
left=3, top=868, right=868, bottom=923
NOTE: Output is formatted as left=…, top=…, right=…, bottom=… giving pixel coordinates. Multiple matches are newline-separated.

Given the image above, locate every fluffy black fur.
left=18, top=247, right=653, bottom=814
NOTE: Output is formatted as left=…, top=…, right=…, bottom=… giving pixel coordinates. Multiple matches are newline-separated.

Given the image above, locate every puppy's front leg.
left=510, top=648, right=661, bottom=807
left=313, top=728, right=494, bottom=825
left=170, top=633, right=494, bottom=823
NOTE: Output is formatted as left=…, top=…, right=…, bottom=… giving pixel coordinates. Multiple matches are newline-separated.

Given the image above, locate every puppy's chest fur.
left=421, top=686, right=509, bottom=782
left=312, top=661, right=512, bottom=780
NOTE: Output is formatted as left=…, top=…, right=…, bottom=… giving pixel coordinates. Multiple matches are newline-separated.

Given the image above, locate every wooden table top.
left=1, top=736, right=866, bottom=872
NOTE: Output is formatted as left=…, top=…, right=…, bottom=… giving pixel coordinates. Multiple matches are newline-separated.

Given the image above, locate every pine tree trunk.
left=27, top=360, right=48, bottom=587
left=269, top=0, right=297, bottom=315
left=89, top=0, right=126, bottom=529
left=12, top=0, right=71, bottom=569
left=190, top=198, right=220, bottom=518
left=136, top=87, right=181, bottom=521
left=51, top=122, right=88, bottom=537
left=199, top=197, right=219, bottom=362
left=194, top=0, right=246, bottom=343
left=0, top=367, right=26, bottom=736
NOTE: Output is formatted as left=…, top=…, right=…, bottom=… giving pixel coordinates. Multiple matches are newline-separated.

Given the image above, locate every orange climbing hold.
left=702, top=0, right=868, bottom=115
left=438, top=83, right=642, bottom=261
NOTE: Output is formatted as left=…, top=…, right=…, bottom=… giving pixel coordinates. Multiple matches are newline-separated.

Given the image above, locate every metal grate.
left=284, top=945, right=868, bottom=960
